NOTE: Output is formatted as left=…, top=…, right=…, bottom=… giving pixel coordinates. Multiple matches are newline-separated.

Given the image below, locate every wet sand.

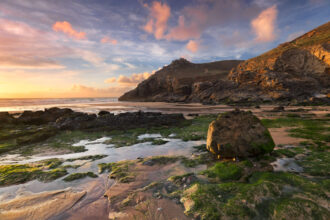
left=269, top=127, right=306, bottom=146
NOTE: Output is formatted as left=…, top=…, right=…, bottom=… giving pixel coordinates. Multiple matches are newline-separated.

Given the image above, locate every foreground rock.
left=17, top=107, right=73, bottom=125
left=0, top=108, right=186, bottom=153
left=120, top=22, right=330, bottom=104
left=3, top=108, right=185, bottom=131
left=206, top=109, right=275, bottom=158
left=0, top=188, right=86, bottom=220
left=55, top=111, right=185, bottom=130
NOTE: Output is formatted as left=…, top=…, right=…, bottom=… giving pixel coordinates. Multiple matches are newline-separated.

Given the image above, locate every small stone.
left=142, top=160, right=154, bottom=166
left=157, top=208, right=163, bottom=211
left=173, top=198, right=180, bottom=204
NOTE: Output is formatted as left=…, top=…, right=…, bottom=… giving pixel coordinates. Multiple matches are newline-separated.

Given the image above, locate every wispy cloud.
left=0, top=18, right=69, bottom=69
left=251, top=5, right=278, bottom=42
left=186, top=40, right=199, bottom=53
left=70, top=84, right=131, bottom=97
left=101, top=36, right=118, bottom=45
left=143, top=1, right=171, bottom=40
left=105, top=71, right=155, bottom=86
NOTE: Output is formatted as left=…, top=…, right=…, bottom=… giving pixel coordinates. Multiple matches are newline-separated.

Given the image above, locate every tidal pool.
left=0, top=135, right=205, bottom=202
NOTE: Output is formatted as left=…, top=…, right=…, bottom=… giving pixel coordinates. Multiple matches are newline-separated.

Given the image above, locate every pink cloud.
left=143, top=1, right=171, bottom=40
left=53, top=21, right=86, bottom=40
left=70, top=84, right=132, bottom=98
left=251, top=5, right=278, bottom=42
left=105, top=77, right=117, bottom=83
left=143, top=19, right=154, bottom=34
left=186, top=40, right=199, bottom=53
left=117, top=72, right=153, bottom=85
left=105, top=71, right=155, bottom=86
left=142, top=0, right=263, bottom=44
left=166, top=16, right=202, bottom=41
left=0, top=18, right=70, bottom=69
left=101, top=36, right=118, bottom=45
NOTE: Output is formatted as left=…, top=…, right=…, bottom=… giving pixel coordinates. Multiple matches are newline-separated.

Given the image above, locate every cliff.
left=120, top=22, right=330, bottom=104
left=119, top=59, right=242, bottom=103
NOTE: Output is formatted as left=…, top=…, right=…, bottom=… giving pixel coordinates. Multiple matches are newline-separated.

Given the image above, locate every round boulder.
left=206, top=109, right=274, bottom=158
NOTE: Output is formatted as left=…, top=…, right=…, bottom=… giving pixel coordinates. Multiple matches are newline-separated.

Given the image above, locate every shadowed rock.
left=55, top=111, right=185, bottom=131
left=206, top=109, right=275, bottom=158
left=0, top=112, right=15, bottom=123
left=17, top=107, right=73, bottom=125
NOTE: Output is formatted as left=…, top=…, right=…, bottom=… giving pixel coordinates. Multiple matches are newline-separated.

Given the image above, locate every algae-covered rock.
left=206, top=109, right=274, bottom=158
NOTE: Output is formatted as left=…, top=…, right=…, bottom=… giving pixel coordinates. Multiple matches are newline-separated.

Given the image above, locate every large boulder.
left=206, top=109, right=274, bottom=158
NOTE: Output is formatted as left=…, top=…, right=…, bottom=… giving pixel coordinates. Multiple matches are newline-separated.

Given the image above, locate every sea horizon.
left=0, top=97, right=119, bottom=113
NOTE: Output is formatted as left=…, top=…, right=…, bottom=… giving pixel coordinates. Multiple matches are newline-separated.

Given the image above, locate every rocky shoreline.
left=0, top=106, right=329, bottom=220
left=1, top=107, right=185, bottom=130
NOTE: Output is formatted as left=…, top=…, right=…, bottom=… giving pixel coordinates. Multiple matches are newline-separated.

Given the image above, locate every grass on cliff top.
left=0, top=159, right=68, bottom=186
left=251, top=22, right=330, bottom=63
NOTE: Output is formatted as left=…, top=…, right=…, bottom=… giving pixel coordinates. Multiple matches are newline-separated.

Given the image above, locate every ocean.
left=0, top=97, right=240, bottom=115
left=0, top=97, right=119, bottom=113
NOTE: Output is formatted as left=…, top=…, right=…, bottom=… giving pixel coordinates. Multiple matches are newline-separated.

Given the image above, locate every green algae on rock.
left=98, top=161, right=136, bottom=183
left=63, top=172, right=98, bottom=182
left=0, top=160, right=68, bottom=186
left=201, top=162, right=243, bottom=181
left=206, top=110, right=275, bottom=158
left=181, top=171, right=330, bottom=220
left=66, top=154, right=107, bottom=162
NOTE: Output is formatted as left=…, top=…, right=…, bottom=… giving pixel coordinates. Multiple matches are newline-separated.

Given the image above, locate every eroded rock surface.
left=119, top=59, right=242, bottom=103
left=0, top=188, right=86, bottom=220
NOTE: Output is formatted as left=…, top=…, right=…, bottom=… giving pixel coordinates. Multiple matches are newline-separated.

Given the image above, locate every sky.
left=0, top=0, right=329, bottom=98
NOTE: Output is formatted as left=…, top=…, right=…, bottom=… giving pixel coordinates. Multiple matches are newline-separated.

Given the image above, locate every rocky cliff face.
left=119, top=59, right=242, bottom=103
left=228, top=22, right=330, bottom=103
left=120, top=22, right=330, bottom=104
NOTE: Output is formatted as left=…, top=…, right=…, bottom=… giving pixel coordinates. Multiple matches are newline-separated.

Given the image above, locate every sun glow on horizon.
left=0, top=0, right=328, bottom=99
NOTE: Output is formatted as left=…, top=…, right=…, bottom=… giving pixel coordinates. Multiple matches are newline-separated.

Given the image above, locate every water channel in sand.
left=0, top=134, right=204, bottom=219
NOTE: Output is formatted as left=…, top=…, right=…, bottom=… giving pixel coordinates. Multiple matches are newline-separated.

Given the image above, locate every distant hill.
left=119, top=22, right=330, bottom=104
left=119, top=59, right=243, bottom=102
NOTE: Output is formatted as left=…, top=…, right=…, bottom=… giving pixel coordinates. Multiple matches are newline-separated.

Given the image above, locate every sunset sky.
left=0, top=0, right=329, bottom=98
